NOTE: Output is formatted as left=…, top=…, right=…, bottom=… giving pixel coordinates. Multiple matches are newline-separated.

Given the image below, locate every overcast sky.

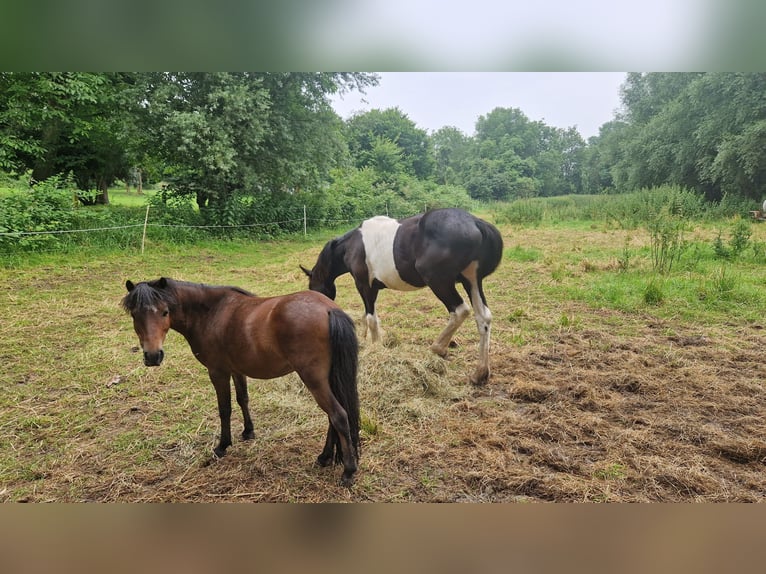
left=331, top=72, right=627, bottom=140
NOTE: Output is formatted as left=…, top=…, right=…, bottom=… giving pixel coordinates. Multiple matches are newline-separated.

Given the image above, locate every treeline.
left=584, top=73, right=766, bottom=202
left=2, top=72, right=766, bottom=231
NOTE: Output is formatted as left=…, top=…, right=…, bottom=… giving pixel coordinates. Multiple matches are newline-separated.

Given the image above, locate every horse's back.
left=260, top=290, right=338, bottom=337
left=415, top=209, right=503, bottom=278
left=227, top=290, right=340, bottom=379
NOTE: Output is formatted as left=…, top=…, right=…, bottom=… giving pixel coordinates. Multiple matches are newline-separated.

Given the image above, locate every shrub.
left=643, top=278, right=665, bottom=305
left=0, top=176, right=78, bottom=252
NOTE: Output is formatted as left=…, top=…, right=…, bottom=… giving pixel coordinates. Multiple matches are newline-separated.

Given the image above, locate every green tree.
left=140, top=72, right=377, bottom=223
left=461, top=107, right=584, bottom=200
left=346, top=108, right=434, bottom=180
left=608, top=73, right=766, bottom=201
left=430, top=126, right=472, bottom=186
left=581, top=120, right=630, bottom=193
left=0, top=72, right=137, bottom=203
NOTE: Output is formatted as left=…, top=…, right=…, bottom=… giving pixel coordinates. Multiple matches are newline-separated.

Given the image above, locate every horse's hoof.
left=241, top=430, right=255, bottom=440
left=200, top=457, right=215, bottom=468
left=316, top=453, right=333, bottom=468
left=340, top=473, right=356, bottom=488
left=430, top=344, right=448, bottom=358
left=469, top=369, right=489, bottom=386
left=213, top=447, right=228, bottom=458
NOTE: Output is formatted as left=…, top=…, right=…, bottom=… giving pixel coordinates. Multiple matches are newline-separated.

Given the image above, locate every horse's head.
left=300, top=263, right=337, bottom=301
left=122, top=278, right=174, bottom=366
left=301, top=238, right=342, bottom=300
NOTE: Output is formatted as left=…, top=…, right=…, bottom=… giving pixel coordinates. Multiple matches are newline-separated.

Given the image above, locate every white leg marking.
left=431, top=302, right=471, bottom=357
left=462, top=261, right=492, bottom=383
left=366, top=313, right=383, bottom=343
left=469, top=285, right=492, bottom=381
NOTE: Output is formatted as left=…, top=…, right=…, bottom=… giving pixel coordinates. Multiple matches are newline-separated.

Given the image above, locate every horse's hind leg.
left=316, top=422, right=340, bottom=467
left=305, top=382, right=357, bottom=486
left=430, top=301, right=471, bottom=357
left=461, top=262, right=492, bottom=386
left=233, top=373, right=254, bottom=441
left=425, top=281, right=471, bottom=358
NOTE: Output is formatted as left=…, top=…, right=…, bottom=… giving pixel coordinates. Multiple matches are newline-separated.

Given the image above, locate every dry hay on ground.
left=3, top=227, right=766, bottom=502
left=28, top=306, right=764, bottom=503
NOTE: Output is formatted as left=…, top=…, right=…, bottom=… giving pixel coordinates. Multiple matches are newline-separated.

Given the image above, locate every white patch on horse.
left=360, top=216, right=418, bottom=291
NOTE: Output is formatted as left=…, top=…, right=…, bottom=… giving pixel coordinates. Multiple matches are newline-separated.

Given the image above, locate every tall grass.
left=494, top=186, right=755, bottom=228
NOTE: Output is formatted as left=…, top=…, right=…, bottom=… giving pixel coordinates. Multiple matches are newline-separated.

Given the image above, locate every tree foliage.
left=346, top=107, right=434, bottom=180
left=457, top=107, right=585, bottom=201
left=0, top=72, right=138, bottom=203
left=6, top=71, right=766, bottom=234
left=596, top=73, right=766, bottom=201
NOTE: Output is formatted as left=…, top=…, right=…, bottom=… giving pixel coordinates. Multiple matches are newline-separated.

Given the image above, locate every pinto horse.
left=121, top=277, right=360, bottom=486
left=301, top=208, right=503, bottom=385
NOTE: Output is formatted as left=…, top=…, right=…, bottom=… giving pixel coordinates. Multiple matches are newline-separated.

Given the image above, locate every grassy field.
left=106, top=187, right=155, bottom=207
left=2, top=214, right=766, bottom=502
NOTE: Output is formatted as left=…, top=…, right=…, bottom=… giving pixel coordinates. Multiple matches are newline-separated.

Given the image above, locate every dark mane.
left=312, top=240, right=337, bottom=285
left=122, top=278, right=254, bottom=314
left=313, top=227, right=358, bottom=284
left=121, top=279, right=177, bottom=313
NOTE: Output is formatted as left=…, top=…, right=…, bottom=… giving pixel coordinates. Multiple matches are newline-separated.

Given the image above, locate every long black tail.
left=476, top=217, right=504, bottom=279
left=327, top=307, right=360, bottom=463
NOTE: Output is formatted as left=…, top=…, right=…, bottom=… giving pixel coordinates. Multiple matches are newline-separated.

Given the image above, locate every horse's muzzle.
left=143, top=349, right=164, bottom=366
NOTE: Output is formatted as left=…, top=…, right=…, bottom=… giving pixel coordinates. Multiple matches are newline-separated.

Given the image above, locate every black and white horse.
left=301, top=208, right=503, bottom=385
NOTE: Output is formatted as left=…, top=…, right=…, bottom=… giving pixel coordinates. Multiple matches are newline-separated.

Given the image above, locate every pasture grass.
left=107, top=187, right=155, bottom=207
left=2, top=216, right=766, bottom=501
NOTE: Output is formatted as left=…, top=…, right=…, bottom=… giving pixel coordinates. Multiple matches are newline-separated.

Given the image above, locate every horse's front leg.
left=233, top=373, right=254, bottom=441
left=355, top=280, right=383, bottom=342
left=209, top=370, right=233, bottom=457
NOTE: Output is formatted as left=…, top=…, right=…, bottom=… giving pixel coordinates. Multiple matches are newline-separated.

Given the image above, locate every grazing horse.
left=121, top=277, right=360, bottom=486
left=301, top=208, right=503, bottom=385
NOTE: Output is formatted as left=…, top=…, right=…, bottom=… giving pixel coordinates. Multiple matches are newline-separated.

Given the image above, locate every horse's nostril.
left=143, top=350, right=164, bottom=366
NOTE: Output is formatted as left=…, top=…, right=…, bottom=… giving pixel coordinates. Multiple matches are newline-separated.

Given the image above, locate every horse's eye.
left=162, top=310, right=169, bottom=317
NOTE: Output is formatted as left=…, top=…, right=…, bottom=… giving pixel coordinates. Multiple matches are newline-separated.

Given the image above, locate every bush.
left=712, top=218, right=753, bottom=260
left=0, top=176, right=78, bottom=252
left=321, top=167, right=472, bottom=224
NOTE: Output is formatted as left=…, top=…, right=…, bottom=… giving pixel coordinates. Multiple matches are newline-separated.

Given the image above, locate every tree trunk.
left=97, top=178, right=109, bottom=205
left=137, top=168, right=143, bottom=195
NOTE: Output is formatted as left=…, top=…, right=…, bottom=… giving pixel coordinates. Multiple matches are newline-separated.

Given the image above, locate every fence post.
left=141, top=204, right=150, bottom=254
left=303, top=205, right=307, bottom=237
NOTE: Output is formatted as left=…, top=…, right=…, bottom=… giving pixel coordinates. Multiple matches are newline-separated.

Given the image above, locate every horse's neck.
left=326, top=236, right=350, bottom=280
left=170, top=284, right=231, bottom=335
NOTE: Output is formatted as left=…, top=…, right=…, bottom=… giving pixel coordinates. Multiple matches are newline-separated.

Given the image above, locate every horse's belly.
left=361, top=216, right=419, bottom=291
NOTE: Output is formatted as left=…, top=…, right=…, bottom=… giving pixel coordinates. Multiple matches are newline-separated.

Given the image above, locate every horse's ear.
left=157, top=277, right=168, bottom=289
left=299, top=265, right=312, bottom=278
left=126, top=280, right=135, bottom=292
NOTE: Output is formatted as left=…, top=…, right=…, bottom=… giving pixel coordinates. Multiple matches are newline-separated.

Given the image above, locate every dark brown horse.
left=301, top=208, right=503, bottom=385
left=121, top=277, right=360, bottom=486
